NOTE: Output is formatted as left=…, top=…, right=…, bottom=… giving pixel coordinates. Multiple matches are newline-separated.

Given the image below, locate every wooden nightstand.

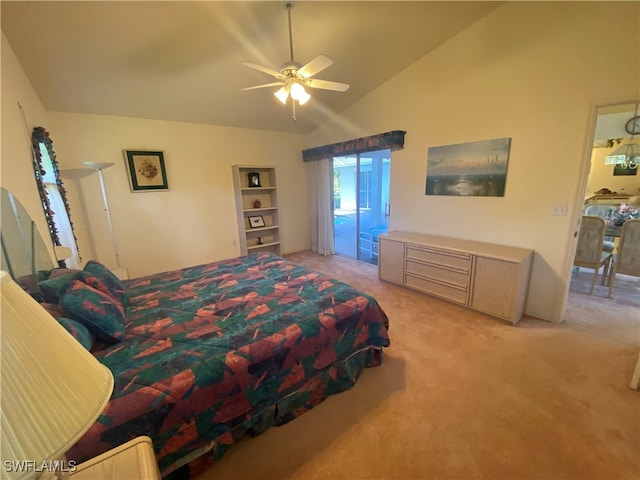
left=70, top=436, right=160, bottom=480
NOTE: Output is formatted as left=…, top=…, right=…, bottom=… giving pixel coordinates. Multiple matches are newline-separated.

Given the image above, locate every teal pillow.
left=84, top=260, right=126, bottom=305
left=79, top=272, right=123, bottom=309
left=38, top=269, right=119, bottom=306
left=56, top=316, right=95, bottom=350
left=39, top=271, right=80, bottom=303
left=60, top=280, right=126, bottom=342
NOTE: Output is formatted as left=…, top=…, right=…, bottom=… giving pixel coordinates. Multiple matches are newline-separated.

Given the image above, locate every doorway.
left=333, top=149, right=390, bottom=265
left=566, top=100, right=639, bottom=341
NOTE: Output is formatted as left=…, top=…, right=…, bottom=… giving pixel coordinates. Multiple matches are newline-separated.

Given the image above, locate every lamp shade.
left=82, top=162, right=114, bottom=171
left=0, top=271, right=114, bottom=480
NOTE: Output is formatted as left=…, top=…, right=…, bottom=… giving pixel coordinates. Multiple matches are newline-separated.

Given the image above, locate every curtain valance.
left=302, top=130, right=406, bottom=162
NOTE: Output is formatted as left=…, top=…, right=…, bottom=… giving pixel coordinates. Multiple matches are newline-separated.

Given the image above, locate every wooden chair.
left=573, top=216, right=613, bottom=294
left=583, top=204, right=617, bottom=252
left=608, top=219, right=640, bottom=297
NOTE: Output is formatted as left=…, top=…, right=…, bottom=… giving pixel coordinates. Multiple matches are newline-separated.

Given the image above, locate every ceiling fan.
left=241, top=2, right=350, bottom=120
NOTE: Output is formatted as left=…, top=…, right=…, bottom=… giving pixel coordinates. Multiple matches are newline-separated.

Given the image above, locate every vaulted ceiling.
left=2, top=1, right=503, bottom=134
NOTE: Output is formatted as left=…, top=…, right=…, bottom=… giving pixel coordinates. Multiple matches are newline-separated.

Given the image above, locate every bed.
left=35, top=252, right=389, bottom=478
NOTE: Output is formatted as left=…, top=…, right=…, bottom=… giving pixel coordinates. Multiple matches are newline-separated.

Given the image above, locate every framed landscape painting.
left=124, top=150, right=169, bottom=192
left=425, top=137, right=511, bottom=196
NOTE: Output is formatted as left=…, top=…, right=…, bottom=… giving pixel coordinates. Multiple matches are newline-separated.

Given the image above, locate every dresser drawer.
left=405, top=260, right=470, bottom=288
left=405, top=273, right=468, bottom=305
left=406, top=245, right=471, bottom=271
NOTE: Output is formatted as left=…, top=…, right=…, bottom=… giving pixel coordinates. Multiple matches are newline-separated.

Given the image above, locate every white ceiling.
left=2, top=1, right=503, bottom=134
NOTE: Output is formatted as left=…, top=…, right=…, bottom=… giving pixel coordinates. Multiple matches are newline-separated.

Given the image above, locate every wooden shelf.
left=248, top=225, right=279, bottom=232
left=243, top=207, right=278, bottom=213
left=247, top=241, right=281, bottom=250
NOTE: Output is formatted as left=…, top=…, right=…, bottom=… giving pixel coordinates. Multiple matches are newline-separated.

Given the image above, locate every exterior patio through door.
left=333, top=150, right=390, bottom=265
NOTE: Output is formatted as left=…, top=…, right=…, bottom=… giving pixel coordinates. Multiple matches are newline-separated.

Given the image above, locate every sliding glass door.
left=333, top=149, right=390, bottom=265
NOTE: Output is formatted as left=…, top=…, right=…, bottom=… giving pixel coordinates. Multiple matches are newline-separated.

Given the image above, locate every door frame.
left=559, top=98, right=639, bottom=321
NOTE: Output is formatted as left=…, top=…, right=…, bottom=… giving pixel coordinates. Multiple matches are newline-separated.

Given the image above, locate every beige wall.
left=45, top=113, right=309, bottom=277
left=307, top=2, right=640, bottom=322
left=1, top=34, right=57, bottom=265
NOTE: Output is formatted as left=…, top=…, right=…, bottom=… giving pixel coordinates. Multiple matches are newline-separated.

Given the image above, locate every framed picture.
left=248, top=215, right=265, bottom=228
left=124, top=150, right=169, bottom=191
left=425, top=137, right=511, bottom=197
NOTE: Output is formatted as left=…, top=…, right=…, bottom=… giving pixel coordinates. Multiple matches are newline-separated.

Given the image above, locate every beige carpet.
left=196, top=252, right=639, bottom=480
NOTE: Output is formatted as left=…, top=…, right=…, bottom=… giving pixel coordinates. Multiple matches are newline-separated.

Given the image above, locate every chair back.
left=584, top=204, right=617, bottom=219
left=574, top=216, right=607, bottom=265
left=615, top=219, right=640, bottom=276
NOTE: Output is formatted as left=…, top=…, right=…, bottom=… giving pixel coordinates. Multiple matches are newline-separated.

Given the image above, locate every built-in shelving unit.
left=232, top=165, right=281, bottom=256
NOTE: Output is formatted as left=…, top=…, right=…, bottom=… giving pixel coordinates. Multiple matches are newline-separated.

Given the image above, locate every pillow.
left=56, top=316, right=95, bottom=350
left=78, top=272, right=123, bottom=309
left=60, top=280, right=126, bottom=342
left=47, top=268, right=82, bottom=279
left=83, top=260, right=126, bottom=305
left=38, top=271, right=80, bottom=303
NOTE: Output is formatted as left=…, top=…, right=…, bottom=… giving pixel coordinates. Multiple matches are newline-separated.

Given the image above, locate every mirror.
left=0, top=187, right=55, bottom=282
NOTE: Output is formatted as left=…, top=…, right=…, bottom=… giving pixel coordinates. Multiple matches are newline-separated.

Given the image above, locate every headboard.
left=0, top=187, right=55, bottom=284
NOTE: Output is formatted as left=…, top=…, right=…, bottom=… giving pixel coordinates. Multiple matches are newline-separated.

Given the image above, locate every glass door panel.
left=334, top=150, right=390, bottom=265
left=333, top=155, right=357, bottom=259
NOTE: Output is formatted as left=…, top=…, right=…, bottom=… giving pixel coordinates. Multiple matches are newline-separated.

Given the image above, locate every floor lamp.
left=83, top=162, right=121, bottom=270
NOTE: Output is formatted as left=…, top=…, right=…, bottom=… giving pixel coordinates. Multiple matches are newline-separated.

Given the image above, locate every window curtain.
left=302, top=130, right=406, bottom=162
left=307, top=158, right=335, bottom=256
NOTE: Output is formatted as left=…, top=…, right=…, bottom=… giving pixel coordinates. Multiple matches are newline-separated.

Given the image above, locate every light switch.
left=552, top=203, right=568, bottom=216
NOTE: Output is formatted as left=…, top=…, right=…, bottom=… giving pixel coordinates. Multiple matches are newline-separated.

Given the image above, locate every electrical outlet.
left=552, top=203, right=568, bottom=216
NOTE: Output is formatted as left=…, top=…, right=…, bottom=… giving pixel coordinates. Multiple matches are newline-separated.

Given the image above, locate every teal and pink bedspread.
left=67, top=252, right=390, bottom=477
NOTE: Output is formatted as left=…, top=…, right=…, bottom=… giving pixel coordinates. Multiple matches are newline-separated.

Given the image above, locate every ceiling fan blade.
left=241, top=82, right=285, bottom=91
left=241, top=61, right=283, bottom=79
left=306, top=78, right=350, bottom=92
left=298, top=55, right=333, bottom=78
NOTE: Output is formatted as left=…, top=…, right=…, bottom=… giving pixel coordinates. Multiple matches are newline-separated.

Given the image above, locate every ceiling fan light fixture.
left=274, top=86, right=289, bottom=104
left=241, top=2, right=348, bottom=119
left=290, top=82, right=310, bottom=105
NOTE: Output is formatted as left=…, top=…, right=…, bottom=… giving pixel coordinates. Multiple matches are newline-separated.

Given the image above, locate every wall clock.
left=625, top=115, right=640, bottom=135
left=247, top=172, right=261, bottom=187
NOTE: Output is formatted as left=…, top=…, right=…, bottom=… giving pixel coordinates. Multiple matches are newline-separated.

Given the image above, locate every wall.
left=46, top=113, right=309, bottom=277
left=307, top=2, right=640, bottom=322
left=0, top=34, right=56, bottom=266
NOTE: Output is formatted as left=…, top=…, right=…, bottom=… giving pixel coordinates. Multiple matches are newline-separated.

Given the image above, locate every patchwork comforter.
left=67, top=252, right=390, bottom=477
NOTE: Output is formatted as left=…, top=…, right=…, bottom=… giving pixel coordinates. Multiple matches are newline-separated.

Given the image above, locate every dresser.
left=379, top=231, right=534, bottom=325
